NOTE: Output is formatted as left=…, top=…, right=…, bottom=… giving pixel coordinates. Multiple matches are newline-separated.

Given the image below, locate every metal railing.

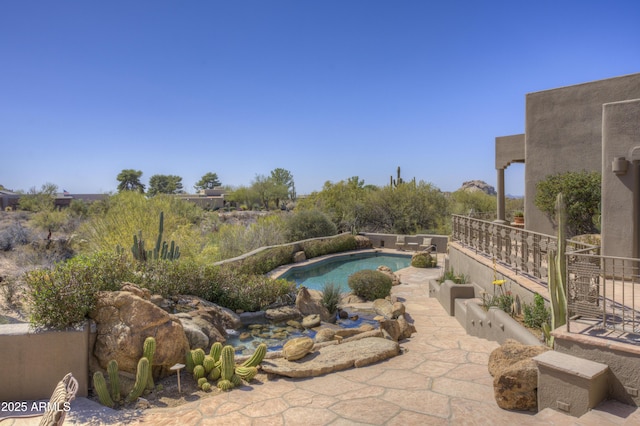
left=566, top=250, right=640, bottom=340
left=451, top=215, right=599, bottom=284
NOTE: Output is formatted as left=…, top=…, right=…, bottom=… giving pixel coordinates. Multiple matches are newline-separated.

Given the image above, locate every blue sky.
left=2, top=1, right=639, bottom=196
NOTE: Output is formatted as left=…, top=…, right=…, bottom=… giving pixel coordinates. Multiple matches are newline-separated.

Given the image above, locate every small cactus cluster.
left=187, top=342, right=266, bottom=392
left=92, top=337, right=157, bottom=407
left=129, top=212, right=181, bottom=261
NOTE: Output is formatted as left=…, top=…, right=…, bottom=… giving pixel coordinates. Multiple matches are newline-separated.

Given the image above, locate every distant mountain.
left=458, top=180, right=496, bottom=196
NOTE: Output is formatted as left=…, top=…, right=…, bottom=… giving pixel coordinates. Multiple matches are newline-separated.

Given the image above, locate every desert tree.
left=117, top=169, right=145, bottom=193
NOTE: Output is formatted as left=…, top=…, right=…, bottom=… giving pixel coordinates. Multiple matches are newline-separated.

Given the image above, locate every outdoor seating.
left=395, top=235, right=406, bottom=250
left=38, top=372, right=78, bottom=426
left=419, top=237, right=436, bottom=252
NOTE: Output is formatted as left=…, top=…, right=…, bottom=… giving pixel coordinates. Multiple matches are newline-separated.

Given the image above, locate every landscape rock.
left=493, top=359, right=539, bottom=411
left=373, top=299, right=406, bottom=319
left=265, top=305, right=302, bottom=323
left=340, top=294, right=367, bottom=304
left=354, top=235, right=373, bottom=249
left=172, top=296, right=242, bottom=331
left=282, top=337, right=315, bottom=361
left=376, top=266, right=401, bottom=286
left=295, top=287, right=333, bottom=322
left=301, top=314, right=321, bottom=328
left=315, top=328, right=337, bottom=343
left=89, top=289, right=189, bottom=378
left=293, top=251, right=306, bottom=263
left=488, top=339, right=550, bottom=412
left=262, top=337, right=400, bottom=378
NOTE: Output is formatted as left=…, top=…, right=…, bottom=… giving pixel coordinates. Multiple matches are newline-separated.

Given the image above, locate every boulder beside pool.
left=261, top=337, right=400, bottom=378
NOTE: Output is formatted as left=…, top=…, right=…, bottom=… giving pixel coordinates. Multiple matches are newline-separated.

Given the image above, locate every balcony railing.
left=566, top=250, right=640, bottom=341
left=451, top=215, right=599, bottom=284
left=451, top=215, right=640, bottom=344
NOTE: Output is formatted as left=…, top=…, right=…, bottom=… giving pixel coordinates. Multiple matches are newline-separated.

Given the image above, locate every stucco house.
left=495, top=72, right=640, bottom=258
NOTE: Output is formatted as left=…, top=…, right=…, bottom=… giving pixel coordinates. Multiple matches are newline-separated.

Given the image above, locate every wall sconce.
left=612, top=156, right=628, bottom=175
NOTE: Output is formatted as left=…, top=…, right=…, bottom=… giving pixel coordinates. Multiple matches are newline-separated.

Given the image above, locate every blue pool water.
left=280, top=253, right=411, bottom=292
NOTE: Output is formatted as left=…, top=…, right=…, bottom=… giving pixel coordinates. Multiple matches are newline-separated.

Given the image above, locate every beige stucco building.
left=496, top=73, right=640, bottom=258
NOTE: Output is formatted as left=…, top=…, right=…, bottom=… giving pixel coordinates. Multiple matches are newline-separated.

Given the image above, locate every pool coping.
left=267, top=248, right=413, bottom=280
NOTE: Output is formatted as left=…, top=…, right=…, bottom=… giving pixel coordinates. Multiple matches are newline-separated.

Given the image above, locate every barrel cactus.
left=197, top=377, right=208, bottom=387
left=93, top=371, right=114, bottom=408
left=217, top=379, right=233, bottom=391
left=193, top=365, right=206, bottom=381
left=201, top=381, right=212, bottom=392
left=192, top=348, right=206, bottom=366
left=208, top=366, right=221, bottom=381
left=143, top=337, right=156, bottom=390
left=203, top=355, right=216, bottom=374
left=107, top=359, right=121, bottom=402
left=126, top=357, right=150, bottom=403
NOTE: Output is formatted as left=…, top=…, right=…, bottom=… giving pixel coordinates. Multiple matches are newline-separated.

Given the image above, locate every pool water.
left=280, top=253, right=411, bottom=292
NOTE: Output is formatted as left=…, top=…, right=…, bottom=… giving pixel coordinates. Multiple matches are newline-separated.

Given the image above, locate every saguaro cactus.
left=544, top=192, right=568, bottom=347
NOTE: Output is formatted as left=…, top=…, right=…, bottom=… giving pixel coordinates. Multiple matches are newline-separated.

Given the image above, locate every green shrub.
left=411, top=252, right=437, bottom=268
left=301, top=234, right=358, bottom=259
left=286, top=209, right=337, bottom=241
left=321, top=282, right=342, bottom=315
left=348, top=270, right=392, bottom=301
left=235, top=245, right=295, bottom=275
left=523, top=293, right=551, bottom=329
left=215, top=269, right=296, bottom=312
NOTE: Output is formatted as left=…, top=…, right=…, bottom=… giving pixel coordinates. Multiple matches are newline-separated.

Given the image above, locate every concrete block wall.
left=0, top=323, right=90, bottom=401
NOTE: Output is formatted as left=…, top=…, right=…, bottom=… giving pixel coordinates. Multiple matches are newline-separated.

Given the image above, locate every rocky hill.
left=458, top=180, right=496, bottom=196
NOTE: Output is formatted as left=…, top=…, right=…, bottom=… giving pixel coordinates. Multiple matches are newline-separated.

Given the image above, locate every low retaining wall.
left=429, top=279, right=542, bottom=346
left=0, top=322, right=90, bottom=401
left=359, top=233, right=448, bottom=253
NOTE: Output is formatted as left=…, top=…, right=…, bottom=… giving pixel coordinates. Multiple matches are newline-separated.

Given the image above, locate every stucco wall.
left=495, top=134, right=525, bottom=169
left=602, top=98, right=640, bottom=258
left=0, top=323, right=90, bottom=401
left=524, top=73, right=640, bottom=236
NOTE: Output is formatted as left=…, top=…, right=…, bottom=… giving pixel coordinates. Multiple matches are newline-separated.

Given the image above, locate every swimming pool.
left=279, top=252, right=411, bottom=292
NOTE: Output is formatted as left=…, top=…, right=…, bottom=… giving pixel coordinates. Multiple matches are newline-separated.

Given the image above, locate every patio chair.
left=395, top=235, right=407, bottom=250
left=419, top=237, right=437, bottom=253
left=39, top=373, right=78, bottom=426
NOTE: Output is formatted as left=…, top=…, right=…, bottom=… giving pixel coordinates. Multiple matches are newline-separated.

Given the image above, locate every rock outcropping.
left=459, top=180, right=496, bottom=195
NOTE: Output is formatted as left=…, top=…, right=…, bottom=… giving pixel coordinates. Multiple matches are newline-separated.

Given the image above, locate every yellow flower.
left=492, top=279, right=505, bottom=286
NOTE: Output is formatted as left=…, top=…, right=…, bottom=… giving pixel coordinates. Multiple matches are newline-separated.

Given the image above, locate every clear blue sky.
left=2, top=1, right=639, bottom=196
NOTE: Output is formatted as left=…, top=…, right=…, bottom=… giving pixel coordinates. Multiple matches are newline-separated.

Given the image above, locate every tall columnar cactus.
left=130, top=212, right=180, bottom=261
left=209, top=342, right=222, bottom=362
left=220, top=345, right=235, bottom=381
left=93, top=372, right=115, bottom=408
left=545, top=192, right=568, bottom=347
left=143, top=337, right=156, bottom=390
left=185, top=349, right=195, bottom=373
left=241, top=343, right=267, bottom=368
left=107, top=359, right=121, bottom=403
left=126, top=357, right=150, bottom=403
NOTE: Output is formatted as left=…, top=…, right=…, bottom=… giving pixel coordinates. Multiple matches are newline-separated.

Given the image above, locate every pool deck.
left=4, top=253, right=640, bottom=425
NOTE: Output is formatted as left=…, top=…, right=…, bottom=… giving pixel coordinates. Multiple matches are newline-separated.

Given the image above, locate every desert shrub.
left=215, top=268, right=296, bottom=312
left=437, top=269, right=468, bottom=284
left=411, top=252, right=437, bottom=268
left=235, top=245, right=295, bottom=275
left=215, top=215, right=287, bottom=260
left=0, top=221, right=31, bottom=251
left=321, top=281, right=342, bottom=315
left=77, top=191, right=204, bottom=259
left=285, top=209, right=337, bottom=241
left=25, top=252, right=136, bottom=328
left=301, top=234, right=358, bottom=259
left=31, top=210, right=70, bottom=232
left=348, top=270, right=392, bottom=301
left=523, top=293, right=551, bottom=329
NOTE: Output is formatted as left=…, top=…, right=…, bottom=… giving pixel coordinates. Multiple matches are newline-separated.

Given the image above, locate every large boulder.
left=89, top=288, right=190, bottom=378
left=265, top=305, right=302, bottom=323
left=373, top=299, right=405, bottom=319
left=376, top=266, right=401, bottom=286
left=488, top=339, right=550, bottom=411
left=295, top=287, right=333, bottom=322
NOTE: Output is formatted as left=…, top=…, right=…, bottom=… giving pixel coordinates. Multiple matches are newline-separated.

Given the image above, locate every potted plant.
left=513, top=211, right=524, bottom=224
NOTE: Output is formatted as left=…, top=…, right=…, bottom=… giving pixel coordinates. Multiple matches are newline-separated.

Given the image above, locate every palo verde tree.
left=270, top=168, right=295, bottom=206
left=17, top=183, right=58, bottom=212
left=147, top=175, right=184, bottom=196
left=534, top=170, right=601, bottom=237
left=117, top=169, right=145, bottom=193
left=194, top=172, right=221, bottom=192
